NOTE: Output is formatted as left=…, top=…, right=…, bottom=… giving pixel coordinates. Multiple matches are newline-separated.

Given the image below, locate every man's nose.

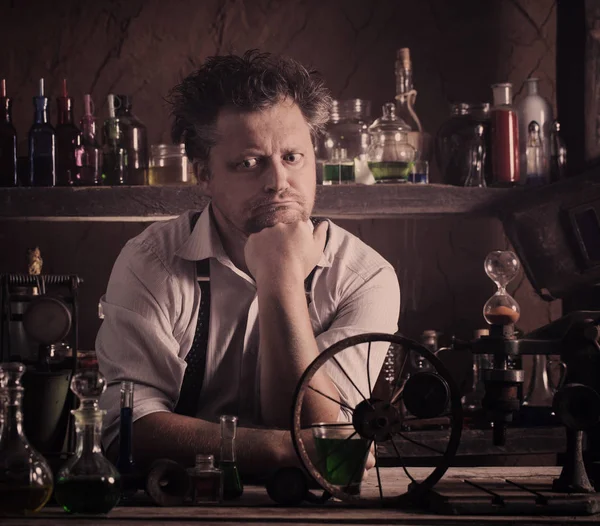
left=262, top=158, right=290, bottom=193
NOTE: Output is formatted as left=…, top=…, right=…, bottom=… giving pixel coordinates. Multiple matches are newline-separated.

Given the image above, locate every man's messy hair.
left=168, top=50, right=332, bottom=174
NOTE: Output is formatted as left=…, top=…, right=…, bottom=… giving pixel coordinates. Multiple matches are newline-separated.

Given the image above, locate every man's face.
left=201, top=99, right=316, bottom=235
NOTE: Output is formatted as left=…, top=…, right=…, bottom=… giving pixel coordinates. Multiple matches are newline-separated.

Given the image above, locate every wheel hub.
left=352, top=398, right=401, bottom=442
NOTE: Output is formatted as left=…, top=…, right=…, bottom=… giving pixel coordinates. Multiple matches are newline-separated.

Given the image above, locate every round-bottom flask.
left=54, top=370, right=121, bottom=514
left=0, top=363, right=54, bottom=515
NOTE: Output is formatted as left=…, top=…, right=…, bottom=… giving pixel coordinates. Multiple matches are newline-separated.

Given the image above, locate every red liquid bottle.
left=490, top=83, right=520, bottom=186
left=56, top=79, right=83, bottom=186
left=0, top=79, right=17, bottom=187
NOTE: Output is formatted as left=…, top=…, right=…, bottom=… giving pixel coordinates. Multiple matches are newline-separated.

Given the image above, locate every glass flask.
left=0, top=362, right=54, bottom=515
left=524, top=121, right=547, bottom=186
left=54, top=369, right=121, bottom=514
left=322, top=99, right=371, bottom=185
left=367, top=103, right=416, bottom=183
left=218, top=415, right=243, bottom=500
left=115, top=95, right=148, bottom=185
left=483, top=250, right=521, bottom=326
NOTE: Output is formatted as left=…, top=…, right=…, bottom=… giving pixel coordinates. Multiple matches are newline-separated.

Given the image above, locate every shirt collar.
left=175, top=205, right=333, bottom=269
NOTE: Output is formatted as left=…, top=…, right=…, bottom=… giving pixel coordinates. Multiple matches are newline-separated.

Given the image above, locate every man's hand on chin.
left=244, top=220, right=328, bottom=284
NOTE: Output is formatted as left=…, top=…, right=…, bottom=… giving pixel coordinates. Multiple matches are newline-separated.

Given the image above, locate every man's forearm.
left=257, top=274, right=340, bottom=428
left=125, top=412, right=293, bottom=474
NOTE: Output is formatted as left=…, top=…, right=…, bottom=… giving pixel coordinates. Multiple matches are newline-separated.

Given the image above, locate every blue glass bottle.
left=0, top=79, right=17, bottom=187
left=28, top=79, right=56, bottom=187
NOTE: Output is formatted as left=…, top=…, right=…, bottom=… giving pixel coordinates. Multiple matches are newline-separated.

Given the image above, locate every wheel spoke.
left=367, top=341, right=373, bottom=398
left=389, top=350, right=410, bottom=404
left=314, top=430, right=358, bottom=472
left=390, top=385, right=405, bottom=406
left=390, top=438, right=417, bottom=484
left=307, top=385, right=354, bottom=413
left=343, top=439, right=373, bottom=496
left=332, top=355, right=369, bottom=403
left=395, top=432, right=445, bottom=455
left=373, top=439, right=384, bottom=500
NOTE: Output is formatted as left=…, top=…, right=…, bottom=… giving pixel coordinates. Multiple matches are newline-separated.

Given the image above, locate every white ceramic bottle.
left=517, top=78, right=553, bottom=184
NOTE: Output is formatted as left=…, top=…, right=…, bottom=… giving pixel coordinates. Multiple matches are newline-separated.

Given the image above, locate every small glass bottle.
left=116, top=381, right=137, bottom=495
left=188, top=454, right=223, bottom=504
left=464, top=124, right=487, bottom=187
left=218, top=415, right=243, bottom=500
left=367, top=103, right=416, bottom=183
left=322, top=99, right=371, bottom=185
left=149, top=144, right=193, bottom=185
left=102, top=94, right=127, bottom=185
left=28, top=78, right=56, bottom=187
left=115, top=95, right=148, bottom=185
left=490, top=83, right=520, bottom=187
left=79, top=94, right=102, bottom=186
left=525, top=120, right=547, bottom=186
left=394, top=48, right=432, bottom=161
left=54, top=369, right=121, bottom=514
left=55, top=79, right=83, bottom=186
left=550, top=120, right=568, bottom=182
left=0, top=362, right=54, bottom=515
left=0, top=79, right=17, bottom=187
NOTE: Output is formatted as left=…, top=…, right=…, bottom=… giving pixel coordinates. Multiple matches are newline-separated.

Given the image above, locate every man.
left=97, top=50, right=400, bottom=474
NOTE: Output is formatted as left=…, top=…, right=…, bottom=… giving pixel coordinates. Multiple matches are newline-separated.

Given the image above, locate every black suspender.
left=174, top=214, right=328, bottom=418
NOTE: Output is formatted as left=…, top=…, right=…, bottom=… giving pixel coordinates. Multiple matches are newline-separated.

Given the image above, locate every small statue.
left=27, top=247, right=43, bottom=276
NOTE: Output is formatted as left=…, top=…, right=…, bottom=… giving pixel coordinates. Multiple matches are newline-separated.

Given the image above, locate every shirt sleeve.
left=315, top=265, right=401, bottom=420
left=96, top=240, right=187, bottom=451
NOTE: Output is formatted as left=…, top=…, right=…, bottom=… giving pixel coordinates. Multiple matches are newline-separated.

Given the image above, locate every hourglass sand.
left=483, top=250, right=521, bottom=327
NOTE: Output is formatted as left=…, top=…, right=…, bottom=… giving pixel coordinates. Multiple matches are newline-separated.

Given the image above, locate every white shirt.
left=96, top=206, right=401, bottom=449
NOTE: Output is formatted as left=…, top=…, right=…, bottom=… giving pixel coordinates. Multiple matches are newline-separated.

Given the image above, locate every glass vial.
left=55, top=79, right=83, bottom=186
left=550, top=120, right=568, bottom=182
left=28, top=78, right=56, bottom=187
left=0, top=363, right=54, bottom=515
left=525, top=120, right=546, bottom=186
left=54, top=370, right=121, bottom=514
left=189, top=454, right=223, bottom=504
left=116, top=381, right=137, bottom=496
left=219, top=415, right=243, bottom=500
left=490, top=83, right=520, bottom=186
left=79, top=94, right=102, bottom=185
left=0, top=79, right=17, bottom=187
left=464, top=124, right=487, bottom=187
left=102, top=94, right=127, bottom=185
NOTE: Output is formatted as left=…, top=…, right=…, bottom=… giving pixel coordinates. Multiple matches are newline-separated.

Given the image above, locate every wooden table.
left=5, top=467, right=600, bottom=525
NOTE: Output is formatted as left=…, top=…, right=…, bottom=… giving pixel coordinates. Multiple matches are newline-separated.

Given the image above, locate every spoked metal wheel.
left=291, top=332, right=463, bottom=507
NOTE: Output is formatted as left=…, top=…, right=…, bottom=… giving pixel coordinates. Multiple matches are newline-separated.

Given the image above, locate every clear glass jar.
left=322, top=99, right=371, bottom=185
left=149, top=144, right=195, bottom=185
left=188, top=454, right=223, bottom=504
left=367, top=103, right=415, bottom=183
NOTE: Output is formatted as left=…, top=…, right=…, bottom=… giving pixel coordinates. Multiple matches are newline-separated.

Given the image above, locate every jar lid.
left=150, top=144, right=186, bottom=157
left=368, top=103, right=411, bottom=134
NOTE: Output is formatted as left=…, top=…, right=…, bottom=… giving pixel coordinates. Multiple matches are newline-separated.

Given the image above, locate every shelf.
left=0, top=184, right=513, bottom=221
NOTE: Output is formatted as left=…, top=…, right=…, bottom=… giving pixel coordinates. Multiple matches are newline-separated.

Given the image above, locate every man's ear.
left=195, top=161, right=211, bottom=196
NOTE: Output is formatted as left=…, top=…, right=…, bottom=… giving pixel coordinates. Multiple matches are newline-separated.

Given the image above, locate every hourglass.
left=483, top=250, right=521, bottom=326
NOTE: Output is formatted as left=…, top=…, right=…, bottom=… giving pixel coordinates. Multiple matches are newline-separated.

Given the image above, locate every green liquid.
left=313, top=437, right=370, bottom=495
left=323, top=162, right=354, bottom=184
left=368, top=161, right=412, bottom=183
left=0, top=484, right=53, bottom=515
left=55, top=476, right=121, bottom=514
left=219, top=460, right=243, bottom=500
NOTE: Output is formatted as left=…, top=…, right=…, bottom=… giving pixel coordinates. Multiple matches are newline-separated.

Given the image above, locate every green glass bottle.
left=218, top=415, right=243, bottom=500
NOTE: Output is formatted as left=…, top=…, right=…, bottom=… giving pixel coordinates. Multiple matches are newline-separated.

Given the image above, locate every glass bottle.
left=490, top=83, right=520, bottom=187
left=483, top=250, right=521, bottom=326
left=218, top=415, right=243, bottom=500
left=464, top=124, right=487, bottom=187
left=149, top=144, right=193, bottom=185
left=524, top=120, right=547, bottom=186
left=79, top=94, right=102, bottom=186
left=367, top=103, right=416, bottom=183
left=102, top=94, right=127, bottom=185
left=116, top=381, right=137, bottom=496
left=0, top=362, right=54, bottom=515
left=0, top=79, right=17, bottom=187
left=55, top=79, right=83, bottom=186
left=28, top=78, right=56, bottom=187
left=54, top=369, right=121, bottom=514
left=550, top=120, right=568, bottom=182
left=517, top=78, right=553, bottom=181
left=322, top=99, right=371, bottom=185
left=394, top=47, right=432, bottom=161
left=188, top=454, right=223, bottom=504
left=116, top=95, right=148, bottom=185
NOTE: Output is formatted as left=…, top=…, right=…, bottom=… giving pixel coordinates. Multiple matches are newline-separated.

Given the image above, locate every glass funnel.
left=483, top=250, right=521, bottom=326
left=0, top=362, right=54, bottom=515
left=54, top=369, right=121, bottom=514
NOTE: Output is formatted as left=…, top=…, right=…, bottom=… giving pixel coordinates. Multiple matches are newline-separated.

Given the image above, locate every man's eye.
left=284, top=153, right=303, bottom=164
left=238, top=158, right=259, bottom=169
